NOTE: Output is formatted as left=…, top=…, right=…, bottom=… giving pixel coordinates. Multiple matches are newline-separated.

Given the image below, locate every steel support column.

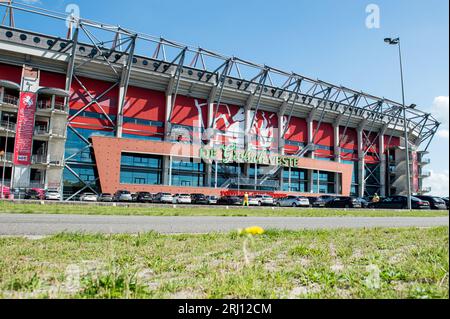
left=357, top=121, right=367, bottom=197
left=379, top=126, right=387, bottom=197
left=116, top=35, right=137, bottom=138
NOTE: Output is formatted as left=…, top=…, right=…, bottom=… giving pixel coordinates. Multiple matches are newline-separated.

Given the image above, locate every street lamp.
left=384, top=37, right=412, bottom=210
left=1, top=113, right=11, bottom=200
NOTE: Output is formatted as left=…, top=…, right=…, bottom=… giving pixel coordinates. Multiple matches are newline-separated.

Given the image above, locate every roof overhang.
left=0, top=79, right=20, bottom=90
left=37, top=87, right=70, bottom=97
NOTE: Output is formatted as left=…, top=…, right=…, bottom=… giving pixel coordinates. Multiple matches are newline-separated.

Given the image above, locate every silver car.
left=276, top=196, right=310, bottom=208
left=254, top=195, right=275, bottom=206
left=113, top=190, right=133, bottom=202
left=154, top=193, right=174, bottom=204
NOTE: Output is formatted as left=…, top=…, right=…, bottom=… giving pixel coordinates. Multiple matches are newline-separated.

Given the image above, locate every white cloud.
left=431, top=96, right=449, bottom=139
left=423, top=170, right=449, bottom=197
left=437, top=129, right=449, bottom=139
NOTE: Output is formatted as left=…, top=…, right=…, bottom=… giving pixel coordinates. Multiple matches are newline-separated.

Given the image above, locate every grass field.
left=0, top=227, right=448, bottom=299
left=0, top=202, right=448, bottom=217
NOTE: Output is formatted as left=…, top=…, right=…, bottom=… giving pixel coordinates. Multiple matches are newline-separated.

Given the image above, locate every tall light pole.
left=1, top=113, right=11, bottom=199
left=384, top=37, right=412, bottom=210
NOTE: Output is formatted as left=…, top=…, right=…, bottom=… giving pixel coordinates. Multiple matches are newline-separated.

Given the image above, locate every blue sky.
left=10, top=0, right=450, bottom=195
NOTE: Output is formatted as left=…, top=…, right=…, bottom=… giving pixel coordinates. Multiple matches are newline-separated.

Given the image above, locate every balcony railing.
left=34, top=126, right=49, bottom=135
left=31, top=154, right=48, bottom=165
left=420, top=171, right=431, bottom=178
left=0, top=152, right=13, bottom=162
left=36, top=100, right=66, bottom=111
left=1, top=94, right=19, bottom=106
left=0, top=121, right=16, bottom=132
left=420, top=158, right=431, bottom=165
left=421, top=187, right=432, bottom=194
left=29, top=182, right=45, bottom=189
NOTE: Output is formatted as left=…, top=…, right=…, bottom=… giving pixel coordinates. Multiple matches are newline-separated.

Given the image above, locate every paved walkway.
left=0, top=214, right=448, bottom=235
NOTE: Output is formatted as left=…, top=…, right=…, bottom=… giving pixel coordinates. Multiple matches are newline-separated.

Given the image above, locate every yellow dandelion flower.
left=244, top=226, right=265, bottom=236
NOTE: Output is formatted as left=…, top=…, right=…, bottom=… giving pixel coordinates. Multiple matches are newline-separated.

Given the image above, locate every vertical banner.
left=14, top=92, right=37, bottom=166
left=411, top=151, right=419, bottom=194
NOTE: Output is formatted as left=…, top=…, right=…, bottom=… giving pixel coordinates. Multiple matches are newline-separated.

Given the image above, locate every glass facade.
left=312, top=171, right=335, bottom=194
left=171, top=159, right=205, bottom=187
left=283, top=168, right=308, bottom=192
left=63, top=127, right=114, bottom=198
left=365, top=163, right=381, bottom=196
left=120, top=153, right=163, bottom=185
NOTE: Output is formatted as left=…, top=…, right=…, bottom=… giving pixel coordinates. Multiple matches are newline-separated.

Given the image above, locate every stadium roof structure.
left=0, top=1, right=441, bottom=153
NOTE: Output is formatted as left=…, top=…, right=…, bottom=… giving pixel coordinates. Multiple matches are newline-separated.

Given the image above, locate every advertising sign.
left=200, top=144, right=299, bottom=168
left=14, top=92, right=37, bottom=166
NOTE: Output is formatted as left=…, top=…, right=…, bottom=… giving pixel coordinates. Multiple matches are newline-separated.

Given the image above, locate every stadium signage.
left=200, top=144, right=299, bottom=168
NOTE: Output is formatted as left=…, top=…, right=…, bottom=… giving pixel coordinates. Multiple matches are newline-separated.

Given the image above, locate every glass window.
left=120, top=153, right=163, bottom=185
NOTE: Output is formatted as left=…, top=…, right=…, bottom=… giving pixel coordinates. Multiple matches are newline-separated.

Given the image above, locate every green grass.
left=0, top=202, right=448, bottom=217
left=0, top=227, right=448, bottom=299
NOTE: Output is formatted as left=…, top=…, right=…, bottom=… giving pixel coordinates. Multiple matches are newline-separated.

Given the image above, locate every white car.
left=206, top=196, right=218, bottom=205
left=174, top=194, right=192, bottom=204
left=276, top=196, right=310, bottom=208
left=45, top=191, right=61, bottom=201
left=80, top=193, right=98, bottom=202
left=155, top=192, right=174, bottom=204
left=248, top=197, right=261, bottom=206
left=254, top=195, right=275, bottom=206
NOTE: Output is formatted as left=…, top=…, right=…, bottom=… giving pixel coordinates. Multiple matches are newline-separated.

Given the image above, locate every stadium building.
left=0, top=2, right=440, bottom=200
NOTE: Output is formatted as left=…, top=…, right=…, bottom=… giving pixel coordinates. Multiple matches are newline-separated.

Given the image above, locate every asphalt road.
left=0, top=214, right=448, bottom=235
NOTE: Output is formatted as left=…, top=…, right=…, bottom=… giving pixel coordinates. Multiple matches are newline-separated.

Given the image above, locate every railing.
left=36, top=100, right=52, bottom=110
left=31, top=154, right=48, bottom=165
left=1, top=94, right=19, bottom=106
left=54, top=101, right=66, bottom=111
left=29, top=182, right=45, bottom=189
left=34, top=126, right=49, bottom=135
left=0, top=120, right=16, bottom=131
left=36, top=100, right=67, bottom=111
left=421, top=187, right=432, bottom=193
left=0, top=152, right=13, bottom=162
left=420, top=171, right=431, bottom=178
left=420, top=158, right=431, bottom=165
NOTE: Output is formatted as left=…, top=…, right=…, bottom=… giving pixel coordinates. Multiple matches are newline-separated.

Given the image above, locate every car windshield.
left=102, top=194, right=111, bottom=196
left=120, top=191, right=130, bottom=194
left=162, top=193, right=172, bottom=196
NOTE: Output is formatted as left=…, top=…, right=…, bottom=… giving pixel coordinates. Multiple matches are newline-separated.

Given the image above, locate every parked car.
left=276, top=196, right=311, bottom=208
left=174, top=194, right=192, bottom=204
left=326, top=197, right=362, bottom=209
left=248, top=197, right=261, bottom=206
left=45, top=191, right=61, bottom=201
left=191, top=193, right=208, bottom=205
left=217, top=196, right=243, bottom=206
left=206, top=195, right=218, bottom=205
left=153, top=192, right=174, bottom=204
left=357, top=197, right=370, bottom=208
left=442, top=197, right=449, bottom=210
left=80, top=193, right=98, bottom=202
left=0, top=185, right=10, bottom=199
left=415, top=196, right=448, bottom=210
left=136, top=192, right=153, bottom=203
left=311, top=195, right=336, bottom=208
left=25, top=188, right=46, bottom=200
left=254, top=195, right=275, bottom=206
left=98, top=193, right=113, bottom=202
left=113, top=190, right=133, bottom=202
left=368, top=196, right=430, bottom=210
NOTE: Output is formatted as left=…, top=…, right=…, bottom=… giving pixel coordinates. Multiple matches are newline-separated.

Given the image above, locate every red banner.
left=14, top=92, right=37, bottom=166
left=411, top=151, right=419, bottom=194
